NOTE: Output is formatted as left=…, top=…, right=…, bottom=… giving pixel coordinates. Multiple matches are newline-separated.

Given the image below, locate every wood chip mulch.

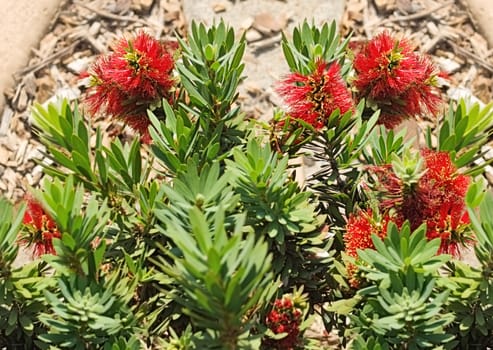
left=1, top=0, right=493, bottom=202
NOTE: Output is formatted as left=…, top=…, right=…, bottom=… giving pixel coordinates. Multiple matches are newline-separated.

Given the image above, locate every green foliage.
left=0, top=261, right=51, bottom=348
left=467, top=187, right=493, bottom=263
left=0, top=198, right=23, bottom=276
left=347, top=223, right=455, bottom=349
left=307, top=103, right=379, bottom=227
left=426, top=98, right=493, bottom=175
left=177, top=20, right=247, bottom=154
left=281, top=20, right=351, bottom=75
left=0, top=200, right=50, bottom=347
left=5, top=18, right=493, bottom=350
left=226, top=139, right=320, bottom=242
left=156, top=160, right=238, bottom=225
left=178, top=20, right=245, bottom=115
left=154, top=205, right=276, bottom=349
left=363, top=126, right=410, bottom=165
left=38, top=273, right=138, bottom=348
left=357, top=223, right=450, bottom=281
left=442, top=260, right=493, bottom=349
left=225, top=138, right=330, bottom=291
left=36, top=176, right=110, bottom=277
left=149, top=101, right=223, bottom=176
left=440, top=188, right=493, bottom=347
left=31, top=99, right=99, bottom=190
left=32, top=99, right=149, bottom=200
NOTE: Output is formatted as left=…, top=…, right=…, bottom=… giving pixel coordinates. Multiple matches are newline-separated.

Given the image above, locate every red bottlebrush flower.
left=402, top=149, right=470, bottom=225
left=277, top=61, right=353, bottom=129
left=85, top=31, right=176, bottom=142
left=106, top=32, right=176, bottom=100
left=344, top=208, right=393, bottom=259
left=425, top=202, right=471, bottom=257
left=403, top=149, right=471, bottom=257
left=264, top=294, right=306, bottom=349
left=21, top=195, right=61, bottom=257
left=359, top=149, right=471, bottom=259
left=344, top=208, right=397, bottom=288
left=353, top=31, right=443, bottom=128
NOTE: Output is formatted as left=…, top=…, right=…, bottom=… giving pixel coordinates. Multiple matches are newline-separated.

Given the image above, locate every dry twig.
left=375, top=1, right=455, bottom=26
left=447, top=40, right=493, bottom=73
left=14, top=40, right=81, bottom=79
left=73, top=1, right=154, bottom=27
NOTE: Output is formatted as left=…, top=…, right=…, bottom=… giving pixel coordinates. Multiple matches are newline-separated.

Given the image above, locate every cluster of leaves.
left=1, top=19, right=493, bottom=350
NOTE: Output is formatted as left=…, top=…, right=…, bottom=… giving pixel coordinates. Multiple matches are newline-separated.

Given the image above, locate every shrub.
left=1, top=20, right=493, bottom=349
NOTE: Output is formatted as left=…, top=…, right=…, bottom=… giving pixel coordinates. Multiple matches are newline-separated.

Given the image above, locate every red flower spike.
left=109, top=32, right=175, bottom=100
left=344, top=208, right=392, bottom=259
left=425, top=202, right=471, bottom=257
left=344, top=208, right=400, bottom=287
left=353, top=31, right=443, bottom=128
left=366, top=164, right=403, bottom=210
left=277, top=61, right=353, bottom=129
left=264, top=295, right=305, bottom=349
left=368, top=148, right=472, bottom=257
left=21, top=195, right=61, bottom=257
left=85, top=31, right=176, bottom=142
left=410, top=149, right=471, bottom=257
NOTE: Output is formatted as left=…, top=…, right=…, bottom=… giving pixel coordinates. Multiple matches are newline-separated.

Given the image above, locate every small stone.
left=0, top=107, right=13, bottom=136
left=131, top=0, right=153, bottom=13
left=35, top=75, right=56, bottom=104
left=212, top=2, right=228, bottom=13
left=0, top=146, right=10, bottom=165
left=252, top=12, right=287, bottom=35
left=426, top=22, right=439, bottom=36
left=44, top=87, right=81, bottom=105
left=374, top=0, right=395, bottom=12
left=245, top=28, right=263, bottom=42
left=240, top=17, right=254, bottom=31
left=436, top=57, right=461, bottom=74
left=67, top=57, right=90, bottom=75
left=14, top=139, right=28, bottom=165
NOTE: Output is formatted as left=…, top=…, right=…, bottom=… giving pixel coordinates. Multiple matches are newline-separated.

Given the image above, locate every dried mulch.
left=1, top=0, right=493, bottom=202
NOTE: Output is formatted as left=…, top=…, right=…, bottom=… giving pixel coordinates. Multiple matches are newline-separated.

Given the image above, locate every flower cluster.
left=353, top=31, right=443, bottom=128
left=276, top=32, right=443, bottom=132
left=21, top=195, right=61, bottom=257
left=344, top=208, right=398, bottom=287
left=345, top=148, right=471, bottom=267
left=344, top=208, right=395, bottom=259
left=277, top=61, right=353, bottom=129
left=402, top=149, right=471, bottom=256
left=264, top=294, right=305, bottom=349
left=85, top=31, right=176, bottom=143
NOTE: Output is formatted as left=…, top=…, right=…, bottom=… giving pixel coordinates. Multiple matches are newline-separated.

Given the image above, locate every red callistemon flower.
left=402, top=149, right=469, bottom=224
left=85, top=31, right=176, bottom=142
left=425, top=201, right=471, bottom=257
left=399, top=149, right=471, bottom=256
left=107, top=32, right=175, bottom=99
left=344, top=208, right=397, bottom=288
left=277, top=61, right=353, bottom=129
left=344, top=208, right=393, bottom=259
left=264, top=294, right=305, bottom=349
left=353, top=31, right=442, bottom=128
left=21, top=195, right=61, bottom=257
